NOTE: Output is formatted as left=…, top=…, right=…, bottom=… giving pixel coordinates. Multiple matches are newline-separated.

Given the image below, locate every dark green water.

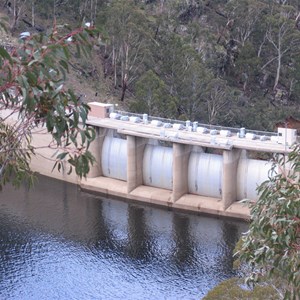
left=0, top=176, right=248, bottom=300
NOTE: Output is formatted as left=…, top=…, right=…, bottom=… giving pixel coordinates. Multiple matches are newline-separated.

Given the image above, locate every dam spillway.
left=100, top=135, right=274, bottom=203
left=22, top=102, right=298, bottom=219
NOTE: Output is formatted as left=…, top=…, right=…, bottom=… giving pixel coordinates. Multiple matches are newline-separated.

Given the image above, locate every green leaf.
left=0, top=46, right=12, bottom=63
left=56, top=152, right=68, bottom=160
left=59, top=59, right=69, bottom=71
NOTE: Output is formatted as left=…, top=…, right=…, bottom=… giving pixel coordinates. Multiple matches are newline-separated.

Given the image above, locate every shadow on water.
left=0, top=175, right=248, bottom=300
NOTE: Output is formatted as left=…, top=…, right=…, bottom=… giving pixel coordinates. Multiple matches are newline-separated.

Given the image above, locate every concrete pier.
left=172, top=143, right=191, bottom=202
left=127, top=136, right=146, bottom=193
left=87, top=127, right=107, bottom=178
left=222, top=149, right=241, bottom=210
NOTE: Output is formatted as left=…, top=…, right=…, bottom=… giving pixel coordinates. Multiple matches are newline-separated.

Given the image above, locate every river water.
left=0, top=175, right=248, bottom=300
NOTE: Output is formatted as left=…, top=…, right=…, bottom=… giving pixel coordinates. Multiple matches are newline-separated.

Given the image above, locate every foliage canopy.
left=237, top=144, right=300, bottom=300
left=0, top=24, right=97, bottom=189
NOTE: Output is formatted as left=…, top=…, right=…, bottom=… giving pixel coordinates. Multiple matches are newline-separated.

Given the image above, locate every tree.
left=0, top=23, right=97, bottom=189
left=72, top=0, right=100, bottom=25
left=176, top=60, right=210, bottom=121
left=131, top=69, right=177, bottom=117
left=4, top=0, right=28, bottom=32
left=104, top=0, right=153, bottom=101
left=153, top=32, right=210, bottom=120
left=225, top=0, right=265, bottom=47
left=262, top=4, right=300, bottom=91
left=236, top=144, right=300, bottom=300
left=204, top=78, right=235, bottom=125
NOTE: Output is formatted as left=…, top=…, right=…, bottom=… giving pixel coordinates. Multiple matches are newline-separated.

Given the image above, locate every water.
left=0, top=176, right=248, bottom=300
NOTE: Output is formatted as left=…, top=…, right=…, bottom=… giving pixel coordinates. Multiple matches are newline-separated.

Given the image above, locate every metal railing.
left=114, top=110, right=277, bottom=138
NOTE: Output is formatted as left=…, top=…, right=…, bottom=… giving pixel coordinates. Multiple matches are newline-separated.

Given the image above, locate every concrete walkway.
left=81, top=176, right=250, bottom=220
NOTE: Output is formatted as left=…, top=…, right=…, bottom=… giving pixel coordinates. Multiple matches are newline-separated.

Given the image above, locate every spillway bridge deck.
left=87, top=116, right=296, bottom=154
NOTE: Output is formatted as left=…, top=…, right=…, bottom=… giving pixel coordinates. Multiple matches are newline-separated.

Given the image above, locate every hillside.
left=0, top=8, right=119, bottom=108
left=1, top=0, right=300, bottom=131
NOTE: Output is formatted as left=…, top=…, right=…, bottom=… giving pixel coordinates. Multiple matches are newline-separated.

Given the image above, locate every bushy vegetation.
left=203, top=277, right=280, bottom=300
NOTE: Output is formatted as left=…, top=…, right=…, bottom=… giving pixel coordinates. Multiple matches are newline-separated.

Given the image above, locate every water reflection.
left=125, top=205, right=153, bottom=260
left=218, top=220, right=241, bottom=273
left=172, top=214, right=195, bottom=267
left=0, top=176, right=248, bottom=300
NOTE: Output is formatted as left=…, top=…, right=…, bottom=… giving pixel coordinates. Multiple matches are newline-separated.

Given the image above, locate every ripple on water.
left=0, top=176, right=248, bottom=300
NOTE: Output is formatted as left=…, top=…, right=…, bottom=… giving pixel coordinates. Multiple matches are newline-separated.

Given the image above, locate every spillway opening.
left=101, top=136, right=128, bottom=181
left=143, top=144, right=173, bottom=190
left=188, top=152, right=223, bottom=198
left=236, top=154, right=275, bottom=202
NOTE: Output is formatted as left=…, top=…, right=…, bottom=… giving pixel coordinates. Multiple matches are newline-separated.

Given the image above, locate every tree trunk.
left=273, top=54, right=281, bottom=90
left=120, top=43, right=129, bottom=101
left=112, top=42, right=117, bottom=88
left=11, top=0, right=18, bottom=32
left=120, top=81, right=127, bottom=102
left=31, top=0, right=35, bottom=27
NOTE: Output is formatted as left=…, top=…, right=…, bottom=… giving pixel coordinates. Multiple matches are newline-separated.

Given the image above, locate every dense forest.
left=2, top=0, right=300, bottom=131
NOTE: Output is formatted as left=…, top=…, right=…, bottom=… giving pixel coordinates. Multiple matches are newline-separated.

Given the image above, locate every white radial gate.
left=188, top=152, right=223, bottom=198
left=143, top=145, right=173, bottom=190
left=101, top=136, right=127, bottom=181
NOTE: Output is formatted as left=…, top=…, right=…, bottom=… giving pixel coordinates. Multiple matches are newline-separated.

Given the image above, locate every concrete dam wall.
left=17, top=102, right=296, bottom=219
